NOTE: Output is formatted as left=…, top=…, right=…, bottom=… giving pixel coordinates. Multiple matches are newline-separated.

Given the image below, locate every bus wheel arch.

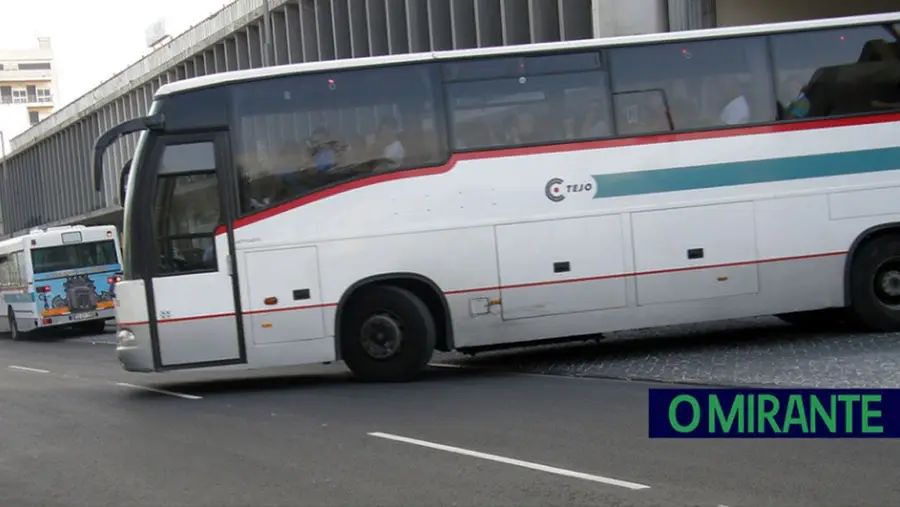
left=335, top=273, right=453, bottom=381
left=335, top=273, right=454, bottom=358
left=844, top=223, right=900, bottom=332
left=844, top=223, right=900, bottom=305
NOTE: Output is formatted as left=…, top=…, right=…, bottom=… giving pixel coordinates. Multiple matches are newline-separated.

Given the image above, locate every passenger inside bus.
left=503, top=110, right=542, bottom=145
left=309, top=127, right=338, bottom=172
left=578, top=98, right=612, bottom=138
left=374, top=116, right=405, bottom=168
left=716, top=74, right=752, bottom=125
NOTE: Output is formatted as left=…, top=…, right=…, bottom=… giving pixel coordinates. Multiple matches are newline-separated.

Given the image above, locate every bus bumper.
left=115, top=324, right=155, bottom=372
left=39, top=308, right=117, bottom=328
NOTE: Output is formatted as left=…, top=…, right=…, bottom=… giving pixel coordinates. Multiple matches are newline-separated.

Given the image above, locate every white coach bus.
left=94, top=13, right=900, bottom=381
left=0, top=225, right=122, bottom=340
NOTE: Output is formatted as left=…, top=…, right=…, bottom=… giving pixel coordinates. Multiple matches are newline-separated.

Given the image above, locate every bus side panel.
left=317, top=225, right=502, bottom=348
left=755, top=194, right=846, bottom=313
left=495, top=214, right=629, bottom=320
left=632, top=201, right=759, bottom=306
left=2, top=291, right=39, bottom=333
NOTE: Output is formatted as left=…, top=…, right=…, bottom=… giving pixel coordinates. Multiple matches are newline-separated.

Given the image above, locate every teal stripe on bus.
left=591, top=146, right=900, bottom=199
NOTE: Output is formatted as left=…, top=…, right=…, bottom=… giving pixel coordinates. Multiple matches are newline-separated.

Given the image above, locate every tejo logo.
left=544, top=178, right=594, bottom=202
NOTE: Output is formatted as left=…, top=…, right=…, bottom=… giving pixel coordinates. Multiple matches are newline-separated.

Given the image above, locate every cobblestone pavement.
left=437, top=317, right=900, bottom=388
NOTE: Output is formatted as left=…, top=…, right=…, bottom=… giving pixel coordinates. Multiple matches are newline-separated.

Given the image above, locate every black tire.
left=78, top=319, right=108, bottom=335
left=849, top=235, right=900, bottom=332
left=775, top=308, right=858, bottom=331
left=340, top=284, right=436, bottom=382
left=8, top=309, right=22, bottom=341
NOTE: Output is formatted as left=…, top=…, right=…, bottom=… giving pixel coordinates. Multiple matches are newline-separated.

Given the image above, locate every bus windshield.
left=31, top=240, right=120, bottom=274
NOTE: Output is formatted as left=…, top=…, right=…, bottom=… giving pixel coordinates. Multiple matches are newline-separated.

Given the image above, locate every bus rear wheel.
left=849, top=235, right=900, bottom=332
left=8, top=309, right=22, bottom=341
left=340, top=285, right=436, bottom=382
left=77, top=319, right=108, bottom=335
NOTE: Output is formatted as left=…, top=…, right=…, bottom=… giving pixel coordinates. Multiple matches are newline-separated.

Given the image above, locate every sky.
left=0, top=0, right=234, bottom=108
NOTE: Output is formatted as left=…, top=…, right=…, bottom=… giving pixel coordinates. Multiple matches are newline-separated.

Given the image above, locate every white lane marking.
left=428, top=363, right=465, bottom=369
left=8, top=365, right=50, bottom=374
left=368, top=431, right=650, bottom=491
left=115, top=382, right=202, bottom=400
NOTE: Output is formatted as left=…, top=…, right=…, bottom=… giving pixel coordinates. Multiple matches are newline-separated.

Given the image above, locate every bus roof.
left=0, top=225, right=117, bottom=250
left=157, top=11, right=900, bottom=98
left=0, top=235, right=28, bottom=253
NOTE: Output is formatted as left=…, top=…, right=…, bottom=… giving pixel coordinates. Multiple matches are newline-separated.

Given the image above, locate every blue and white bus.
left=0, top=225, right=123, bottom=340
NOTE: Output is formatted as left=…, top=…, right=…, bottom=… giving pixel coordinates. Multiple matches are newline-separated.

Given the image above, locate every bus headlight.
left=117, top=329, right=136, bottom=347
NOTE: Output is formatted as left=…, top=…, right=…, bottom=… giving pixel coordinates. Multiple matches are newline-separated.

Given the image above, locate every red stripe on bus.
left=116, top=250, right=847, bottom=327
left=213, top=112, right=900, bottom=235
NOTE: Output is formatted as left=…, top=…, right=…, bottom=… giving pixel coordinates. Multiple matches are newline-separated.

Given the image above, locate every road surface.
left=1, top=335, right=898, bottom=507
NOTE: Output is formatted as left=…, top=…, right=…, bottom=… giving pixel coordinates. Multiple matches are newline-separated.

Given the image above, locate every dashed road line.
left=368, top=431, right=651, bottom=491
left=8, top=365, right=50, bottom=374
left=6, top=363, right=202, bottom=400
left=115, top=382, right=203, bottom=400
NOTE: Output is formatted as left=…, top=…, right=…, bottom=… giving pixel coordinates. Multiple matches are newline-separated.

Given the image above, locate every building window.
left=28, top=111, right=40, bottom=125
left=36, top=88, right=52, bottom=103
left=11, top=89, right=26, bottom=103
left=17, top=62, right=51, bottom=70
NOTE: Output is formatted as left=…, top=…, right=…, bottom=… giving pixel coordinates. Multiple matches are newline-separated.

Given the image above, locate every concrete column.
left=592, top=0, right=669, bottom=38
left=667, top=0, right=716, bottom=31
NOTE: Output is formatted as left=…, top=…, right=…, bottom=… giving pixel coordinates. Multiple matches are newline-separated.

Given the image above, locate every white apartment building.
left=0, top=37, right=57, bottom=156
left=0, top=36, right=57, bottom=235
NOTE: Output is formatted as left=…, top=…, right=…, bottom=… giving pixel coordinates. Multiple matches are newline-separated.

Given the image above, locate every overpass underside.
left=0, top=0, right=897, bottom=237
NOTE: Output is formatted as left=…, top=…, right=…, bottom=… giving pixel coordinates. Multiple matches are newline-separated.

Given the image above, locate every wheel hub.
left=359, top=313, right=403, bottom=359
left=881, top=270, right=900, bottom=298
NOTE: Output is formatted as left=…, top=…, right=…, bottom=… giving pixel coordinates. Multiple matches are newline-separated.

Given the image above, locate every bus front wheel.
left=849, top=235, right=900, bottom=332
left=340, top=284, right=436, bottom=382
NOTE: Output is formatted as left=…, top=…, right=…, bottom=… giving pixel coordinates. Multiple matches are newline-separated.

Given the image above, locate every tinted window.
left=160, top=142, right=216, bottom=174
left=0, top=254, right=16, bottom=287
left=18, top=62, right=51, bottom=70
left=31, top=241, right=119, bottom=274
left=231, top=63, right=447, bottom=215
left=771, top=24, right=900, bottom=120
left=152, top=158, right=220, bottom=276
left=444, top=53, right=604, bottom=81
left=445, top=51, right=612, bottom=150
left=609, top=36, right=775, bottom=134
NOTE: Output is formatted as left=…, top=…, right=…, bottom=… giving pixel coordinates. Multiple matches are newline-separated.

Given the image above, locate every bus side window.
left=230, top=63, right=448, bottom=215
left=771, top=25, right=900, bottom=120
left=445, top=51, right=612, bottom=150
left=607, top=35, right=775, bottom=134
left=0, top=256, right=9, bottom=288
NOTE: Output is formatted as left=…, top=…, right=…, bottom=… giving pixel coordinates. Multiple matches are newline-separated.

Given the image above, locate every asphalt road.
left=2, top=333, right=899, bottom=507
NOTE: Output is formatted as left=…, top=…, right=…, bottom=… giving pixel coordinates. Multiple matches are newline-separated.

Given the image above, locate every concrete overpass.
left=0, top=0, right=898, bottom=237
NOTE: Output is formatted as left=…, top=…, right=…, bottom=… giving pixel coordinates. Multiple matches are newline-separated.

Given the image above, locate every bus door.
left=143, top=132, right=247, bottom=369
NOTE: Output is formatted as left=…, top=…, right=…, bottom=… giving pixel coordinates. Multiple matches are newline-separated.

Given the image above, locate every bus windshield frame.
left=30, top=239, right=121, bottom=274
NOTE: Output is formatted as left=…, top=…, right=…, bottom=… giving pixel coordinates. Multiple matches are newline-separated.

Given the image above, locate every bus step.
left=456, top=333, right=605, bottom=356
